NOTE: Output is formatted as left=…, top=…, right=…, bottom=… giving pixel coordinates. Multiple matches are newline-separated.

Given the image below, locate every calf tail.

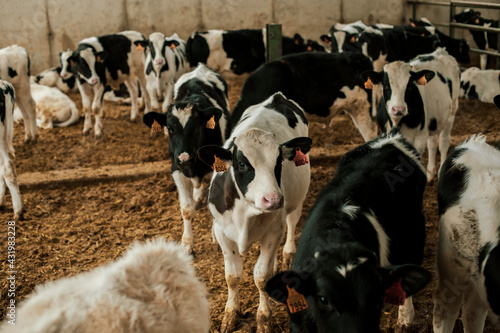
left=54, top=104, right=80, bottom=128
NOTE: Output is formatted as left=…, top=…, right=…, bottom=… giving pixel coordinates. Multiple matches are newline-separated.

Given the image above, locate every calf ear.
left=134, top=40, right=149, bottom=49
left=265, top=271, right=315, bottom=304
left=320, top=34, right=331, bottom=44
left=143, top=112, right=167, bottom=128
left=197, top=145, right=232, bottom=167
left=281, top=137, right=313, bottom=161
left=493, top=94, right=500, bottom=110
left=96, top=51, right=108, bottom=63
left=294, top=33, right=304, bottom=45
left=166, top=40, right=180, bottom=50
left=381, top=264, right=431, bottom=297
left=200, top=107, right=223, bottom=124
left=361, top=70, right=384, bottom=86
left=410, top=70, right=435, bottom=85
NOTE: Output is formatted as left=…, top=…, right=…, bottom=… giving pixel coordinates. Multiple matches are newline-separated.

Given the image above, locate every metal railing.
left=407, top=0, right=500, bottom=68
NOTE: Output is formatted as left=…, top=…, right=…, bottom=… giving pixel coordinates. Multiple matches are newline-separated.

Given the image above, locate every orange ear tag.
left=137, top=44, right=144, bottom=52
left=212, top=155, right=227, bottom=172
left=286, top=285, right=308, bottom=313
left=170, top=44, right=176, bottom=50
left=294, top=148, right=309, bottom=167
left=206, top=115, right=216, bottom=129
left=417, top=75, right=427, bottom=86
left=475, top=18, right=480, bottom=24
left=307, top=45, right=312, bottom=51
left=410, top=22, right=416, bottom=27
left=151, top=119, right=162, bottom=133
left=350, top=36, right=356, bottom=43
left=384, top=280, right=406, bottom=305
left=96, top=55, right=101, bottom=62
left=70, top=59, right=75, bottom=67
left=364, top=77, right=374, bottom=89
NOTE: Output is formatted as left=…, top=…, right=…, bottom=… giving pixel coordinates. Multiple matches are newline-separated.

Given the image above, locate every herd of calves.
left=0, top=12, right=500, bottom=333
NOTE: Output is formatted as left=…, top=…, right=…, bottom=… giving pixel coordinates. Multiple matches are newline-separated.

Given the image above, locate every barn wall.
left=0, top=0, right=496, bottom=74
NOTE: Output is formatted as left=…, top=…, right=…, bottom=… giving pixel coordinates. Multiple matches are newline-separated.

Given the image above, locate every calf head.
left=59, top=50, right=74, bottom=80
left=198, top=131, right=311, bottom=211
left=144, top=102, right=224, bottom=169
left=454, top=9, right=482, bottom=25
left=68, top=47, right=108, bottom=86
left=265, top=242, right=431, bottom=332
left=362, top=62, right=435, bottom=123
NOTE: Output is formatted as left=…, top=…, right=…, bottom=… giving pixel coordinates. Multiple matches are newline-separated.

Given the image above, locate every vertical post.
left=449, top=1, right=455, bottom=38
left=412, top=3, right=416, bottom=21
left=266, top=23, right=282, bottom=63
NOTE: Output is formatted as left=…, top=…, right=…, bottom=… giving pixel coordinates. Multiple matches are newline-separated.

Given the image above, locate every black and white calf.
left=265, top=132, right=431, bottom=332
left=454, top=9, right=499, bottom=69
left=0, top=45, right=38, bottom=143
left=143, top=63, right=229, bottom=253
left=135, top=32, right=188, bottom=112
left=65, top=31, right=151, bottom=138
left=232, top=52, right=378, bottom=142
left=433, top=135, right=500, bottom=332
left=197, top=92, right=312, bottom=333
left=0, top=81, right=22, bottom=221
left=459, top=67, right=500, bottom=103
left=363, top=48, right=460, bottom=182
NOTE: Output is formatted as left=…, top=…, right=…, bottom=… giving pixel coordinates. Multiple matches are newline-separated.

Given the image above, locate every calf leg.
left=426, top=134, right=439, bottom=183
left=461, top=287, right=488, bottom=333
left=0, top=174, right=6, bottom=209
left=480, top=54, right=487, bottom=70
left=135, top=70, right=151, bottom=114
left=15, top=92, right=38, bottom=143
left=92, top=85, right=106, bottom=140
left=215, top=224, right=243, bottom=333
left=437, top=119, right=454, bottom=177
left=172, top=170, right=196, bottom=254
left=162, top=82, right=174, bottom=112
left=282, top=204, right=302, bottom=271
left=124, top=78, right=139, bottom=122
left=397, top=296, right=415, bottom=327
left=3, top=161, right=22, bottom=221
left=78, top=82, right=93, bottom=136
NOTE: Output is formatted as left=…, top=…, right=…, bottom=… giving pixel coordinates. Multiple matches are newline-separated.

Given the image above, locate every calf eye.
left=318, top=295, right=329, bottom=307
left=238, top=162, right=246, bottom=169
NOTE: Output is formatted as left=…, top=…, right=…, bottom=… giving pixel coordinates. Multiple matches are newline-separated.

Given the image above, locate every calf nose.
left=177, top=152, right=190, bottom=165
left=262, top=192, right=284, bottom=210
left=391, top=106, right=406, bottom=116
left=155, top=58, right=164, bottom=65
left=90, top=78, right=98, bottom=85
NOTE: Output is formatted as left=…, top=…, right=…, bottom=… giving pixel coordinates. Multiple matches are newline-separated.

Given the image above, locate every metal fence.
left=407, top=0, right=500, bottom=68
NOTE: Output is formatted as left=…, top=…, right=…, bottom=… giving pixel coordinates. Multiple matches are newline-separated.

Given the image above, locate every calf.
left=0, top=238, right=209, bottom=333
left=433, top=135, right=500, bottom=333
left=0, top=81, right=22, bottom=221
left=0, top=45, right=38, bottom=143
left=64, top=30, right=151, bottom=138
left=14, top=83, right=79, bottom=129
left=231, top=52, right=378, bottom=142
left=143, top=63, right=229, bottom=254
left=135, top=32, right=188, bottom=112
left=459, top=67, right=500, bottom=103
left=363, top=48, right=460, bottom=182
left=197, top=92, right=312, bottom=333
left=265, top=132, right=430, bottom=332
left=34, top=66, right=77, bottom=93
left=454, top=9, right=499, bottom=69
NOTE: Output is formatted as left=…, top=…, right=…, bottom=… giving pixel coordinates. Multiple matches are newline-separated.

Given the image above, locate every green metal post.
left=266, top=23, right=282, bottom=62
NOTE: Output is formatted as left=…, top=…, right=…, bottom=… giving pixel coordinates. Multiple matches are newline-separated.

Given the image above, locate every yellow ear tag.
left=206, top=115, right=216, bottom=129
left=137, top=44, right=144, bottom=52
left=350, top=36, right=356, bottom=43
left=170, top=44, right=176, bottom=50
left=151, top=119, right=162, bottom=133
left=212, top=155, right=227, bottom=173
left=364, top=77, right=374, bottom=89
left=294, top=148, right=309, bottom=167
left=286, top=285, right=308, bottom=313
left=417, top=75, right=427, bottom=86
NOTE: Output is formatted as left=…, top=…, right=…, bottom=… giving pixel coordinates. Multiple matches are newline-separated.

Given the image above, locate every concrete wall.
left=1, top=0, right=497, bottom=73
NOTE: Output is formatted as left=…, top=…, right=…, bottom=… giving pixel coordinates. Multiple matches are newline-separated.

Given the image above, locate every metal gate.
left=407, top=0, right=500, bottom=68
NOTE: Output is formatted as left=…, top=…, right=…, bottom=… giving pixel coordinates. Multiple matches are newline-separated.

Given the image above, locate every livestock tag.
left=349, top=36, right=356, bottom=43
left=206, top=115, right=216, bottom=129
left=170, top=44, right=176, bottom=50
left=475, top=18, right=480, bottom=24
left=286, top=285, right=308, bottom=313
left=364, top=77, right=374, bottom=89
left=417, top=75, right=427, bottom=86
left=410, top=22, right=416, bottom=27
left=137, top=44, right=144, bottom=52
left=212, top=155, right=227, bottom=173
left=151, top=119, right=162, bottom=133
left=294, top=148, right=309, bottom=167
left=384, top=280, right=406, bottom=306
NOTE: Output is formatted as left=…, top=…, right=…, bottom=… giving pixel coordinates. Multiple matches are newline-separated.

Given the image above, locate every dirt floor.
left=0, top=75, right=499, bottom=332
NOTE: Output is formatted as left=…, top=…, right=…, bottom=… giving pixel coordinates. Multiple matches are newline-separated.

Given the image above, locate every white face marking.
left=341, top=203, right=360, bottom=220
left=335, top=257, right=369, bottom=277
left=332, top=31, right=346, bottom=52
left=59, top=50, right=74, bottom=79
left=78, top=48, right=100, bottom=85
left=171, top=105, right=193, bottom=127
left=364, top=210, right=391, bottom=267
left=383, top=62, right=412, bottom=119
left=149, top=32, right=167, bottom=70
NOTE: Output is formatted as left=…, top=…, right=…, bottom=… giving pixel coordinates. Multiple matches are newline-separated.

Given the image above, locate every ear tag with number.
left=137, top=44, right=144, bottom=52
left=151, top=119, right=162, bottom=133
left=294, top=148, right=309, bottom=167
left=364, top=77, right=374, bottom=89
left=206, top=115, right=216, bottom=129
left=212, top=155, right=227, bottom=173
left=384, top=279, right=406, bottom=305
left=417, top=75, right=427, bottom=86
left=286, top=285, right=308, bottom=313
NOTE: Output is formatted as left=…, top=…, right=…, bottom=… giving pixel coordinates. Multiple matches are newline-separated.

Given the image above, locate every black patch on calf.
left=145, top=61, right=154, bottom=75
left=232, top=145, right=255, bottom=195
left=437, top=72, right=446, bottom=84
left=208, top=171, right=240, bottom=214
left=437, top=147, right=468, bottom=216
left=7, top=67, right=17, bottom=78
left=265, top=93, right=308, bottom=128
left=483, top=242, right=500, bottom=315
left=274, top=150, right=283, bottom=188
left=0, top=87, right=6, bottom=123
left=418, top=55, right=435, bottom=62
left=468, top=85, right=479, bottom=100
left=428, top=118, right=437, bottom=132
left=185, top=32, right=210, bottom=68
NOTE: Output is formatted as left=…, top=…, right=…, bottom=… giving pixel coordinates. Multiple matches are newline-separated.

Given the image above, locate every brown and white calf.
left=0, top=81, right=22, bottom=221
left=0, top=45, right=38, bottom=143
left=63, top=31, right=151, bottom=139
left=198, top=92, right=312, bottom=333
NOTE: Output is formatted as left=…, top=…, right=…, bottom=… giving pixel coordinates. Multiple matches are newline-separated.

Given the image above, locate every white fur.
left=0, top=238, right=209, bottom=333
left=433, top=135, right=500, bottom=333
left=460, top=67, right=500, bottom=103
left=210, top=92, right=310, bottom=331
left=14, top=83, right=79, bottom=129
left=0, top=45, right=38, bottom=143
left=335, top=257, right=369, bottom=277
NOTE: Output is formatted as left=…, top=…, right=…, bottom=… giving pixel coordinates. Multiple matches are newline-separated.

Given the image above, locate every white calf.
left=460, top=67, right=500, bottom=103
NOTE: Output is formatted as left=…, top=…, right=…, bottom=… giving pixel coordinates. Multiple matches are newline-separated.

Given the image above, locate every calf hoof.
left=221, top=311, right=241, bottom=333
left=182, top=239, right=193, bottom=255
left=94, top=132, right=103, bottom=141
left=281, top=252, right=295, bottom=271
left=256, top=312, right=273, bottom=333
left=14, top=211, right=24, bottom=222
left=82, top=128, right=92, bottom=136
